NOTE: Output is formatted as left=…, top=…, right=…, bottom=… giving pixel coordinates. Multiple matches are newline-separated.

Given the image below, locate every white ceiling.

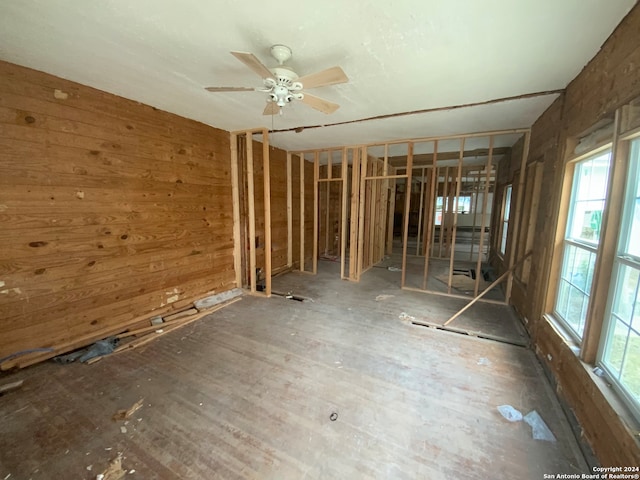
left=0, top=0, right=634, bottom=152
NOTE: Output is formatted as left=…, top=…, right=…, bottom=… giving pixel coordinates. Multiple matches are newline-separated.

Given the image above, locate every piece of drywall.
left=0, top=60, right=236, bottom=364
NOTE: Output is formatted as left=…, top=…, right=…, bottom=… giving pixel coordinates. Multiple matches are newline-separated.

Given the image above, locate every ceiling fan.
left=205, top=44, right=348, bottom=115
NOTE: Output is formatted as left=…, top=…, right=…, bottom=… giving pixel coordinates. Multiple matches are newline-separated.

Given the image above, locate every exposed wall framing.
left=232, top=129, right=272, bottom=297
left=294, top=129, right=528, bottom=302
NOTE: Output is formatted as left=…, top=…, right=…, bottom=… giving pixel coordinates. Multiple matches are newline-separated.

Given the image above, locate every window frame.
left=552, top=149, right=613, bottom=342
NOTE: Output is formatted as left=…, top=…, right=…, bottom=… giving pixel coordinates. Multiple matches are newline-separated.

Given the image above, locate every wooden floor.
left=0, top=261, right=587, bottom=479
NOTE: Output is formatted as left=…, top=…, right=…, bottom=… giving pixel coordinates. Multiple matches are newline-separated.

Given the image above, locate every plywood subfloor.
left=0, top=263, right=586, bottom=479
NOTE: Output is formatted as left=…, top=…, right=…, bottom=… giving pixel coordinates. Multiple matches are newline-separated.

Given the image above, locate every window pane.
left=603, top=318, right=629, bottom=376
left=500, top=221, right=508, bottom=254
left=499, top=185, right=512, bottom=255
left=503, top=185, right=512, bottom=221
left=620, top=330, right=640, bottom=402
left=568, top=153, right=611, bottom=244
left=555, top=244, right=596, bottom=338
left=633, top=283, right=640, bottom=332
left=611, top=265, right=640, bottom=322
left=630, top=196, right=640, bottom=258
left=622, top=140, right=640, bottom=258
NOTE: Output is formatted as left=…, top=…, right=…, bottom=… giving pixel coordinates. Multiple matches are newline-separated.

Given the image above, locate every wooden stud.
left=286, top=152, right=293, bottom=268
left=400, top=143, right=414, bottom=288
left=505, top=131, right=530, bottom=303
left=262, top=129, right=272, bottom=297
left=356, top=147, right=368, bottom=280
left=317, top=178, right=344, bottom=183
left=246, top=134, right=257, bottom=293
left=340, top=147, right=349, bottom=279
left=379, top=164, right=389, bottom=262
left=383, top=143, right=389, bottom=176
left=446, top=164, right=456, bottom=258
left=444, top=251, right=532, bottom=326
left=401, top=286, right=507, bottom=306
left=313, top=151, right=319, bottom=274
left=474, top=137, right=493, bottom=297
left=324, top=152, right=331, bottom=256
left=349, top=148, right=360, bottom=280
left=368, top=163, right=377, bottom=268
left=387, top=177, right=396, bottom=256
left=230, top=133, right=242, bottom=289
left=420, top=167, right=431, bottom=257
left=469, top=166, right=480, bottom=261
left=300, top=154, right=305, bottom=272
left=439, top=166, right=449, bottom=258
left=447, top=138, right=465, bottom=294
left=363, top=174, right=408, bottom=180
left=423, top=140, right=438, bottom=289
left=416, top=167, right=426, bottom=256
left=381, top=177, right=389, bottom=260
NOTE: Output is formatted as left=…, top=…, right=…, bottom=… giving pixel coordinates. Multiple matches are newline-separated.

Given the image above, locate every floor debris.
left=497, top=405, right=523, bottom=422
left=477, top=357, right=491, bottom=366
left=53, top=337, right=119, bottom=364
left=375, top=294, right=394, bottom=301
left=524, top=410, right=557, bottom=442
left=497, top=405, right=557, bottom=442
left=399, top=312, right=415, bottom=322
left=0, top=379, right=24, bottom=396
left=113, top=399, right=144, bottom=421
left=387, top=266, right=402, bottom=272
left=97, top=453, right=126, bottom=480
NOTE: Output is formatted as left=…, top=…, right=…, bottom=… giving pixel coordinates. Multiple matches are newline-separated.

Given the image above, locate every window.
left=599, top=137, right=640, bottom=417
left=434, top=195, right=472, bottom=225
left=554, top=150, right=612, bottom=340
left=499, top=185, right=512, bottom=256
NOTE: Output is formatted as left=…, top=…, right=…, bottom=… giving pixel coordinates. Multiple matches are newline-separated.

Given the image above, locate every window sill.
left=542, top=313, right=581, bottom=356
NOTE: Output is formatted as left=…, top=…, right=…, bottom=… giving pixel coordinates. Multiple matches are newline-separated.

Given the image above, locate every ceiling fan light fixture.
left=206, top=45, right=348, bottom=115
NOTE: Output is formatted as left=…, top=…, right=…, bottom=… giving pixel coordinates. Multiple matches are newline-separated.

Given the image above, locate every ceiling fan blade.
left=205, top=86, right=255, bottom=92
left=301, top=93, right=340, bottom=114
left=231, top=51, right=273, bottom=79
left=297, top=66, right=348, bottom=89
left=263, top=102, right=280, bottom=116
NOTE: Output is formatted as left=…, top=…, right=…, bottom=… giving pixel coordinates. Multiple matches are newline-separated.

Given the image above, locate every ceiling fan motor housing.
left=270, top=66, right=298, bottom=86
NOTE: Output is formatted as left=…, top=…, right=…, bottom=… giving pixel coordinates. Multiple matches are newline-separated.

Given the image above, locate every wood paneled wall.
left=496, top=4, right=640, bottom=466
left=0, top=61, right=235, bottom=364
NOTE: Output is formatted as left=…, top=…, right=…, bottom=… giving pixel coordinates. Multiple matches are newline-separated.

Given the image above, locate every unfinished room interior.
left=1, top=0, right=640, bottom=478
